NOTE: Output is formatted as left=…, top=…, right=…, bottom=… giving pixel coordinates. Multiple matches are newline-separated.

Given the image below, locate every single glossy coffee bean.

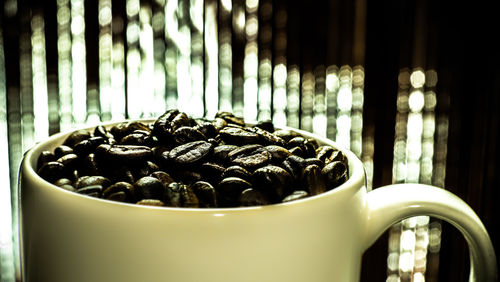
left=153, top=109, right=180, bottom=141
left=249, top=127, right=285, bottom=146
left=168, top=140, right=213, bottom=166
left=56, top=153, right=79, bottom=172
left=74, top=136, right=107, bottom=157
left=212, top=117, right=228, bottom=131
left=228, top=144, right=271, bottom=170
left=255, top=120, right=274, bottom=132
left=173, top=126, right=207, bottom=144
left=59, top=184, right=77, bottom=192
left=111, top=121, right=152, bottom=142
left=37, top=151, right=56, bottom=170
left=180, top=184, right=199, bottom=208
left=215, top=111, right=245, bottom=127
left=303, top=164, right=326, bottom=195
left=221, top=166, right=251, bottom=181
left=252, top=165, right=292, bottom=201
left=282, top=190, right=309, bottom=202
left=288, top=146, right=304, bottom=157
left=53, top=178, right=73, bottom=187
left=238, top=188, right=270, bottom=206
left=63, top=129, right=91, bottom=147
left=212, top=145, right=238, bottom=162
left=94, top=125, right=115, bottom=140
left=150, top=171, right=175, bottom=188
left=77, top=184, right=103, bottom=198
left=170, top=112, right=194, bottom=131
left=54, top=145, right=74, bottom=158
left=304, top=157, right=324, bottom=168
left=38, top=161, right=67, bottom=183
left=194, top=121, right=217, bottom=139
left=164, top=182, right=182, bottom=207
left=316, top=146, right=347, bottom=165
left=322, top=161, right=348, bottom=190
left=136, top=199, right=165, bottom=206
left=103, top=181, right=136, bottom=202
left=121, top=130, right=154, bottom=146
left=217, top=177, right=252, bottom=206
left=105, top=144, right=153, bottom=163
left=191, top=181, right=217, bottom=207
left=265, top=145, right=291, bottom=163
left=200, top=162, right=226, bottom=185
left=272, top=129, right=300, bottom=143
left=286, top=137, right=316, bottom=158
left=135, top=176, right=164, bottom=201
left=75, top=175, right=111, bottom=190
left=281, top=155, right=306, bottom=180
left=218, top=127, right=261, bottom=145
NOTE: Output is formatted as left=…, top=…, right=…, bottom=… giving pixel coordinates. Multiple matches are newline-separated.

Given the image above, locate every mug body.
left=19, top=123, right=367, bottom=282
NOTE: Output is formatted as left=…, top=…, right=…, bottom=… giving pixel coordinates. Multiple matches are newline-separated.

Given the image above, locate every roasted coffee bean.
left=180, top=185, right=199, bottom=208
left=304, top=158, right=324, bottom=168
left=53, top=178, right=73, bottom=187
left=54, top=145, right=74, bottom=158
left=60, top=184, right=77, bottom=192
left=221, top=166, right=251, bottom=181
left=135, top=176, right=164, bottom=201
left=175, top=169, right=203, bottom=184
left=238, top=188, right=270, bottom=206
left=56, top=153, right=79, bottom=172
left=75, top=175, right=111, bottom=190
left=286, top=137, right=317, bottom=158
left=282, top=190, right=309, bottom=203
left=173, top=126, right=207, bottom=144
left=74, top=137, right=107, bottom=157
left=150, top=171, right=175, bottom=187
left=249, top=127, right=285, bottom=146
left=215, top=111, right=245, bottom=127
left=63, top=129, right=91, bottom=147
left=121, top=130, right=154, bottom=146
left=136, top=199, right=165, bottom=206
left=94, top=125, right=115, bottom=140
left=104, top=165, right=135, bottom=184
left=170, top=112, right=193, bottom=131
left=316, top=146, right=347, bottom=165
left=103, top=182, right=136, bottom=202
left=212, top=117, right=228, bottom=131
left=218, top=127, right=260, bottom=145
left=194, top=121, right=217, bottom=139
left=265, top=145, right=291, bottom=163
left=80, top=153, right=102, bottom=175
left=288, top=146, right=304, bottom=157
left=227, top=144, right=271, bottom=170
left=168, top=140, right=213, bottom=166
left=191, top=181, right=217, bottom=207
left=200, top=162, right=226, bottom=185
left=281, top=155, right=306, bottom=181
left=77, top=184, right=103, bottom=198
left=303, top=164, right=326, bottom=195
left=110, top=121, right=151, bottom=142
left=255, top=120, right=274, bottom=132
left=252, top=165, right=292, bottom=201
left=104, top=144, right=153, bottom=163
left=217, top=177, right=252, bottom=206
left=212, top=145, right=238, bottom=162
left=37, top=151, right=56, bottom=170
left=153, top=109, right=180, bottom=141
left=38, top=161, right=67, bottom=183
left=322, top=161, right=348, bottom=190
left=272, top=129, right=300, bottom=143
left=164, top=182, right=183, bottom=207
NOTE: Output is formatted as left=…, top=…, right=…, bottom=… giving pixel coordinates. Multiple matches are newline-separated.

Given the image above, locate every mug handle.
left=362, top=183, right=498, bottom=281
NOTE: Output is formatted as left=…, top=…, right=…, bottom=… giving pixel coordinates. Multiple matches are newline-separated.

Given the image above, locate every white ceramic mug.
left=19, top=121, right=497, bottom=282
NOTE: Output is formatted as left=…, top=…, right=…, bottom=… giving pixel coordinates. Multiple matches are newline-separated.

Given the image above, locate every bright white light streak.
left=57, top=0, right=73, bottom=130
left=98, top=0, right=113, bottom=121
left=204, top=2, right=219, bottom=118
left=31, top=13, right=49, bottom=141
left=244, top=42, right=258, bottom=122
left=312, top=67, right=327, bottom=137
left=71, top=0, right=87, bottom=125
left=273, top=63, right=287, bottom=127
left=126, top=0, right=141, bottom=118
left=176, top=26, right=195, bottom=115
left=286, top=66, right=300, bottom=128
left=111, top=42, right=126, bottom=120
left=139, top=5, right=157, bottom=117
left=335, top=66, right=353, bottom=149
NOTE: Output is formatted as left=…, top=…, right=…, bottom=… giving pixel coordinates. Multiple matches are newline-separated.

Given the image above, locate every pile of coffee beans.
left=36, top=109, right=349, bottom=208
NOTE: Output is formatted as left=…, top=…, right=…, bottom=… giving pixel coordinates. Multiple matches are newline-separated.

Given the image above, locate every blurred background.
left=1, top=0, right=499, bottom=281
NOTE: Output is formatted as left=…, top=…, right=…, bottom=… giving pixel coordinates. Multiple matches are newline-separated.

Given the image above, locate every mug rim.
left=21, top=119, right=366, bottom=212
